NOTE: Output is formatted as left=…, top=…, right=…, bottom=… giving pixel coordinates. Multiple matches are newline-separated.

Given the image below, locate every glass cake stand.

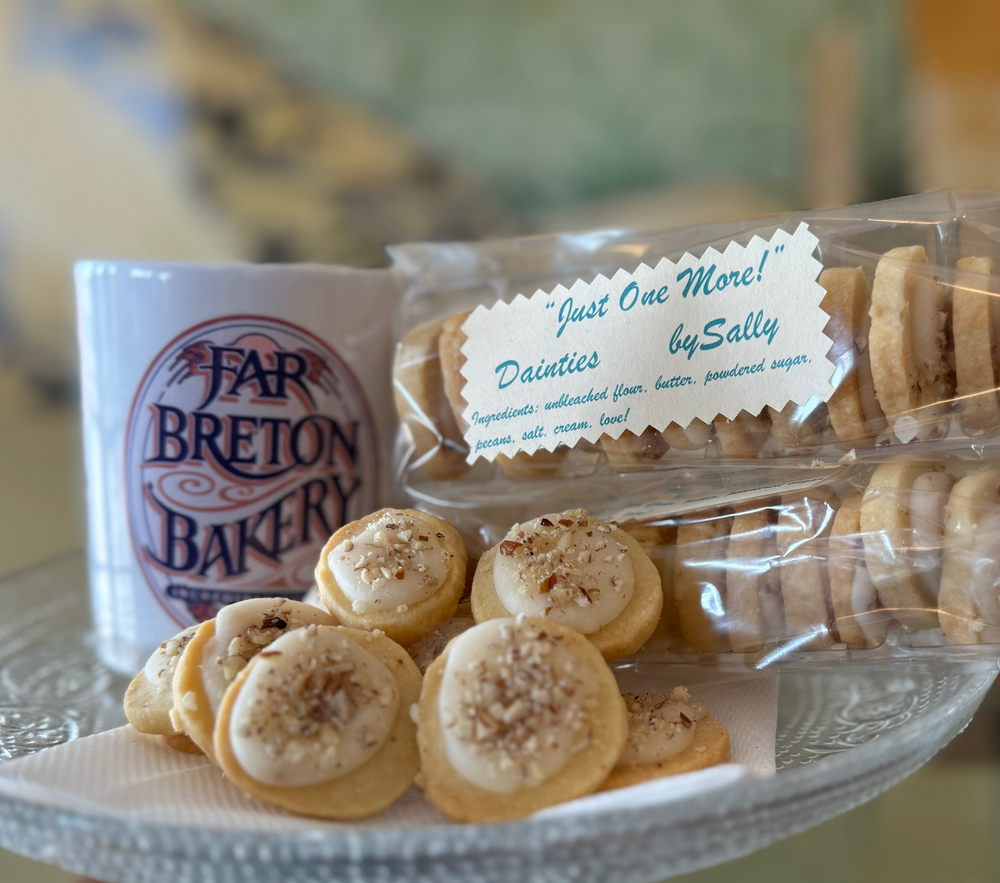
left=0, top=554, right=994, bottom=883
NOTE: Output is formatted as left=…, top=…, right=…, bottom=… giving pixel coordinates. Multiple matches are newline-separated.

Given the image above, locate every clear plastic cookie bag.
left=621, top=458, right=1000, bottom=669
left=388, top=190, right=1000, bottom=514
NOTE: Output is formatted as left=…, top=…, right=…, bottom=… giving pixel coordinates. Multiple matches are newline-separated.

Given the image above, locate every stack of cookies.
left=394, top=246, right=1000, bottom=476
left=124, top=507, right=731, bottom=822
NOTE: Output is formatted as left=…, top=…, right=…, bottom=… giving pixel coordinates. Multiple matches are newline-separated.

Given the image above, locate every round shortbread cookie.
left=869, top=246, right=953, bottom=442
left=600, top=427, right=669, bottom=470
left=821, top=266, right=886, bottom=446
left=471, top=513, right=662, bottom=662
left=828, top=493, right=888, bottom=649
left=599, top=691, right=730, bottom=791
left=777, top=489, right=839, bottom=649
left=713, top=410, right=771, bottom=458
left=214, top=626, right=421, bottom=819
left=316, top=508, right=467, bottom=647
left=417, top=618, right=627, bottom=822
left=673, top=514, right=732, bottom=652
left=726, top=507, right=781, bottom=652
left=938, top=469, right=1000, bottom=644
left=953, top=256, right=1000, bottom=434
left=124, top=624, right=200, bottom=738
left=406, top=616, right=475, bottom=674
left=393, top=318, right=470, bottom=479
left=172, top=599, right=337, bottom=760
left=860, top=461, right=941, bottom=630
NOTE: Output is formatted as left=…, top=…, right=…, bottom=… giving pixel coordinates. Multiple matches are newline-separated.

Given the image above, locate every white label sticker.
left=459, top=223, right=833, bottom=463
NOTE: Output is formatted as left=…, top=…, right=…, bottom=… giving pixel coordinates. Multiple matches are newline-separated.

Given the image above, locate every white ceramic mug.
left=75, top=261, right=399, bottom=675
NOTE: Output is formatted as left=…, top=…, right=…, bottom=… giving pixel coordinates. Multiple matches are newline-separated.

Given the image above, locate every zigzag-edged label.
left=458, top=222, right=833, bottom=463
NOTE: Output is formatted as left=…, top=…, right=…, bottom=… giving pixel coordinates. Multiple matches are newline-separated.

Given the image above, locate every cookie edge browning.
left=860, top=460, right=941, bottom=630
left=393, top=318, right=469, bottom=480
left=417, top=619, right=628, bottom=823
left=124, top=671, right=173, bottom=736
left=939, top=469, right=1000, bottom=644
left=213, top=626, right=421, bottom=819
left=470, top=529, right=663, bottom=662
left=598, top=714, right=730, bottom=791
left=953, top=257, right=1000, bottom=433
left=868, top=246, right=926, bottom=432
left=828, top=493, right=876, bottom=649
left=725, top=510, right=769, bottom=652
left=171, top=618, right=219, bottom=762
left=821, top=267, right=877, bottom=446
left=316, top=508, right=468, bottom=647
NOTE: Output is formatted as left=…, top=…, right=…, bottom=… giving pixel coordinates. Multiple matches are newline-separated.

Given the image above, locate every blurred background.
left=3, top=0, right=1000, bottom=880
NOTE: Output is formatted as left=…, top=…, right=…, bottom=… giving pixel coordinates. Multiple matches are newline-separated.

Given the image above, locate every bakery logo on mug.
left=125, top=316, right=378, bottom=625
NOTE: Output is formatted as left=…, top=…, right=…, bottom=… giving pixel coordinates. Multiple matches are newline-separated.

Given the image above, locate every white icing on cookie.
left=202, top=598, right=335, bottom=713
left=909, top=471, right=956, bottom=600
left=969, top=507, right=1000, bottom=641
left=492, top=510, right=633, bottom=634
left=848, top=548, right=888, bottom=646
left=438, top=619, right=595, bottom=793
left=329, top=510, right=450, bottom=614
left=616, top=688, right=704, bottom=768
left=143, top=624, right=200, bottom=692
left=230, top=627, right=398, bottom=787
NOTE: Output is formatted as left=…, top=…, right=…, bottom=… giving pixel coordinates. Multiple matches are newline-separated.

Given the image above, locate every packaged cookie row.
left=124, top=507, right=730, bottom=823
left=627, top=459, right=1000, bottom=662
left=389, top=190, right=1000, bottom=502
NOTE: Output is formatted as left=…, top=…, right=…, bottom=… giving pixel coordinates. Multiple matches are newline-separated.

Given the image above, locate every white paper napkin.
left=0, top=673, right=777, bottom=830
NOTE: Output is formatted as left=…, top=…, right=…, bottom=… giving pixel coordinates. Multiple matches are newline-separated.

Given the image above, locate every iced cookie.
left=713, top=409, right=771, bottom=458
left=470, top=510, right=662, bottom=662
left=393, top=318, right=470, bottom=479
left=827, top=493, right=889, bottom=649
left=673, top=512, right=732, bottom=652
left=860, top=461, right=944, bottom=630
left=726, top=506, right=784, bottom=653
left=600, top=427, right=668, bottom=470
left=407, top=615, right=475, bottom=674
left=776, top=489, right=839, bottom=649
left=417, top=617, right=627, bottom=822
left=172, top=598, right=337, bottom=759
left=599, top=688, right=730, bottom=791
left=316, top=508, right=467, bottom=646
left=953, top=257, right=1000, bottom=434
left=938, top=469, right=1000, bottom=644
left=214, top=625, right=421, bottom=819
left=124, top=624, right=201, bottom=751
left=821, top=267, right=886, bottom=446
left=869, top=246, right=953, bottom=443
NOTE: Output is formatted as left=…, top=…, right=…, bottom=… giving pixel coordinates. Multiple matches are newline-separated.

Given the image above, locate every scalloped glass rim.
left=0, top=554, right=994, bottom=882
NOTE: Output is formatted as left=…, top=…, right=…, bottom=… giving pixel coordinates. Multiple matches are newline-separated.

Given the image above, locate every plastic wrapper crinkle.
left=389, top=191, right=1000, bottom=515
left=386, top=192, right=1000, bottom=667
